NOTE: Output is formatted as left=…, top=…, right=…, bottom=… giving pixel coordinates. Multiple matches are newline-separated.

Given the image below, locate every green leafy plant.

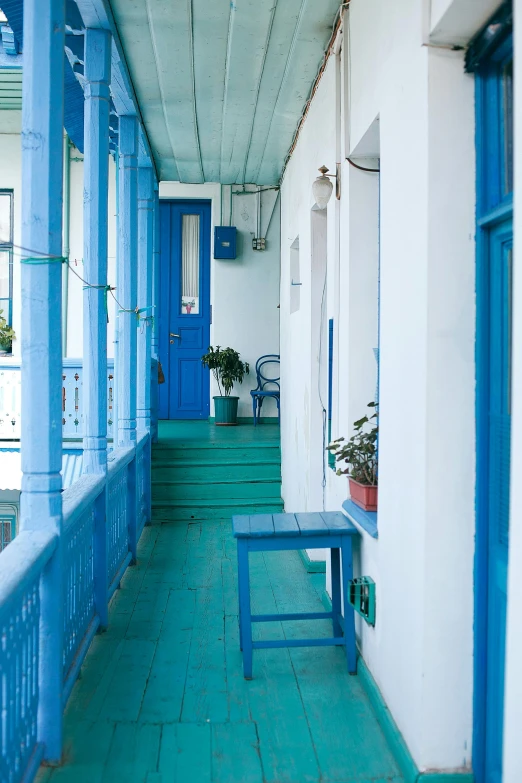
left=201, top=346, right=249, bottom=397
left=0, top=309, right=14, bottom=352
left=328, top=402, right=378, bottom=485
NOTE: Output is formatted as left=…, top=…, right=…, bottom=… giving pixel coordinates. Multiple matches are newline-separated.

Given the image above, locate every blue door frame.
left=158, top=200, right=211, bottom=420
left=471, top=11, right=513, bottom=782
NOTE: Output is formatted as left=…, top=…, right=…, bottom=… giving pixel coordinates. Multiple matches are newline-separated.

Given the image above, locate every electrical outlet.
left=348, top=576, right=375, bottom=626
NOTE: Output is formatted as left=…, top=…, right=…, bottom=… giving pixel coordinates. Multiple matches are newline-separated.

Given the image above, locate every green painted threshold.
left=299, top=548, right=326, bottom=573
left=207, top=417, right=280, bottom=425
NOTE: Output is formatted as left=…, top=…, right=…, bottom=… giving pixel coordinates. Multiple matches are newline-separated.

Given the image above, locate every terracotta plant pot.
left=349, top=478, right=378, bottom=512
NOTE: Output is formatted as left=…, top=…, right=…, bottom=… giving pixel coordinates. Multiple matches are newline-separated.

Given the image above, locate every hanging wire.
left=13, top=241, right=152, bottom=324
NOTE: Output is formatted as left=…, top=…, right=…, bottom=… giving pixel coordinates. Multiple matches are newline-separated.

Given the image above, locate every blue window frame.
left=328, top=318, right=335, bottom=469
left=0, top=189, right=14, bottom=328
left=0, top=512, right=15, bottom=551
left=468, top=5, right=513, bottom=781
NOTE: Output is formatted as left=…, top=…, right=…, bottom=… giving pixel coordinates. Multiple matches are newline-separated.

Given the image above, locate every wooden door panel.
left=158, top=201, right=211, bottom=420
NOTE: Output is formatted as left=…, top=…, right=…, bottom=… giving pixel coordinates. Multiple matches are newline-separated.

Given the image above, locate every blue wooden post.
left=137, top=164, right=154, bottom=432
left=112, top=148, right=120, bottom=441
left=20, top=0, right=65, bottom=763
left=83, top=27, right=111, bottom=628
left=151, top=187, right=160, bottom=442
left=117, top=115, right=138, bottom=447
left=117, top=116, right=139, bottom=560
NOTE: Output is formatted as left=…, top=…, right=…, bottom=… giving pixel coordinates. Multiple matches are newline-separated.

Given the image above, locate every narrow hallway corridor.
left=37, top=424, right=402, bottom=783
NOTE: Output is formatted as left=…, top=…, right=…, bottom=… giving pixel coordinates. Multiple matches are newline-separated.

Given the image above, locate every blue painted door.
left=473, top=20, right=513, bottom=783
left=158, top=201, right=211, bottom=419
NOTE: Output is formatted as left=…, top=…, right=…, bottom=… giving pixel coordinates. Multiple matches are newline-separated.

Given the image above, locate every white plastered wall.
left=159, top=182, right=280, bottom=419
left=279, top=55, right=337, bottom=518
left=503, top=3, right=522, bottom=780
left=280, top=0, right=482, bottom=772
left=0, top=130, right=22, bottom=358
left=65, top=151, right=118, bottom=358
left=0, top=131, right=118, bottom=359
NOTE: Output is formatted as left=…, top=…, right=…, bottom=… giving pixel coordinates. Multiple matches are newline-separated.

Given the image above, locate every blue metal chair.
left=250, top=354, right=280, bottom=426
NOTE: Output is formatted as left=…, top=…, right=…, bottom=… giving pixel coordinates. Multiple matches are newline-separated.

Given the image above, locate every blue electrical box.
left=214, top=226, right=237, bottom=259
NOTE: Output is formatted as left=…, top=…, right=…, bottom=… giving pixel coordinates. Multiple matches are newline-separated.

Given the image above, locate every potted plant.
left=328, top=402, right=378, bottom=511
left=0, top=309, right=14, bottom=355
left=201, top=346, right=249, bottom=425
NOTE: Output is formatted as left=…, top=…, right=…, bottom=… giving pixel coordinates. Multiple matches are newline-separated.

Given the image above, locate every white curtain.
left=182, top=214, right=200, bottom=300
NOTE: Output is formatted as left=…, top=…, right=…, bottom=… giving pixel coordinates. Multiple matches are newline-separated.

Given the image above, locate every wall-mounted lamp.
left=312, top=164, right=340, bottom=209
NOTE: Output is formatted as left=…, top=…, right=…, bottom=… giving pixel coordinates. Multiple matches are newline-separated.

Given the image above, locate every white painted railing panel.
left=0, top=360, right=115, bottom=440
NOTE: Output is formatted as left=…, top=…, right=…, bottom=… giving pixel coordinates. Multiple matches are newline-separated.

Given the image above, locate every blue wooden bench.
left=232, top=511, right=358, bottom=679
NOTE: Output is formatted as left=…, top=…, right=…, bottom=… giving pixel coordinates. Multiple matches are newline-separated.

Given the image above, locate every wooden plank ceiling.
left=110, top=0, right=340, bottom=185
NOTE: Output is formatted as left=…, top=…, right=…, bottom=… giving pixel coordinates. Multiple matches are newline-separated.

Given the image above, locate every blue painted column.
left=117, top=116, right=139, bottom=446
left=20, top=0, right=65, bottom=763
left=83, top=28, right=111, bottom=473
left=82, top=28, right=111, bottom=629
left=137, top=164, right=154, bottom=432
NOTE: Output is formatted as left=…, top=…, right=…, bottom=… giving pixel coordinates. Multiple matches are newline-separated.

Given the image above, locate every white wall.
left=280, top=56, right=337, bottom=516
left=0, top=132, right=22, bottom=357
left=66, top=151, right=118, bottom=358
left=159, top=181, right=280, bottom=419
left=429, top=0, right=504, bottom=46
left=280, top=0, right=480, bottom=772
left=503, top=3, right=522, bottom=780
left=0, top=132, right=118, bottom=359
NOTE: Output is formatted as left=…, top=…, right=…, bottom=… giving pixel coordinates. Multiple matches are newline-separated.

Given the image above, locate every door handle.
left=170, top=333, right=180, bottom=338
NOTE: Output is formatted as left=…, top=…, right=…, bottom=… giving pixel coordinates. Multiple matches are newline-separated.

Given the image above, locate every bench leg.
left=330, top=547, right=343, bottom=638
left=341, top=537, right=357, bottom=674
left=237, top=540, right=253, bottom=679
left=237, top=543, right=244, bottom=652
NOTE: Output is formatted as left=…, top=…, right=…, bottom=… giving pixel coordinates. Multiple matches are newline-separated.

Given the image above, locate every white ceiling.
left=110, top=0, right=340, bottom=185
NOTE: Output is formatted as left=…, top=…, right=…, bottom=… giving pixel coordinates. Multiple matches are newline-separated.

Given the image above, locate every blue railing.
left=0, top=359, right=116, bottom=441
left=107, top=446, right=135, bottom=593
left=0, top=435, right=151, bottom=783
left=0, top=529, right=57, bottom=783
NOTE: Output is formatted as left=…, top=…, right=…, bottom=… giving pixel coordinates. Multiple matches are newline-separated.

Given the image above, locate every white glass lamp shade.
left=312, top=166, right=334, bottom=209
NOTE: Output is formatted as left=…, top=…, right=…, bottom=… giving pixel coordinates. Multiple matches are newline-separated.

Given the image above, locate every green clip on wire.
left=82, top=284, right=113, bottom=319
left=118, top=305, right=154, bottom=323
left=21, top=256, right=67, bottom=265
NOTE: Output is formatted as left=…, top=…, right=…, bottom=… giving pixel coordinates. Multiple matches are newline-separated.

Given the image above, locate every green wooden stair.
left=152, top=421, right=284, bottom=522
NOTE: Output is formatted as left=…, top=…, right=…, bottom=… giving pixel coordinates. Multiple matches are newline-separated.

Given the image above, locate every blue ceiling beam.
left=75, top=0, right=156, bottom=179
left=1, top=0, right=155, bottom=173
left=1, top=0, right=86, bottom=152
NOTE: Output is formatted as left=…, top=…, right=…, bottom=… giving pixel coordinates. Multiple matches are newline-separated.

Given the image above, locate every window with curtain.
left=181, top=213, right=200, bottom=314
left=0, top=190, right=13, bottom=326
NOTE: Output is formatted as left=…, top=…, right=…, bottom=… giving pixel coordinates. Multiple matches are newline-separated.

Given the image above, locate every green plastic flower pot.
left=214, top=396, right=239, bottom=425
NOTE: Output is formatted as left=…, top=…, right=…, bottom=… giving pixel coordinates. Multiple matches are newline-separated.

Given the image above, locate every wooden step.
left=152, top=444, right=280, bottom=463
left=152, top=478, right=282, bottom=502
left=152, top=460, right=281, bottom=482
left=152, top=499, right=284, bottom=522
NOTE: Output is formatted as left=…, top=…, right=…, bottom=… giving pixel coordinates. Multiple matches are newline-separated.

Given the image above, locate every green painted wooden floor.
left=37, top=422, right=403, bottom=783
